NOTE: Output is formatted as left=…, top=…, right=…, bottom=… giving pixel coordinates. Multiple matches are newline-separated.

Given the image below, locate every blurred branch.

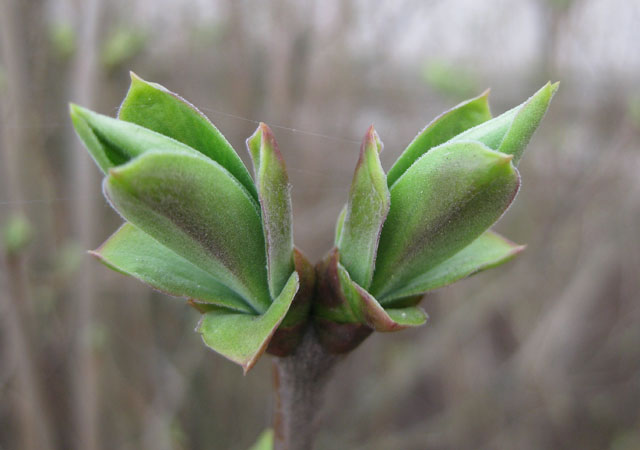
left=0, top=256, right=55, bottom=450
left=69, top=0, right=105, bottom=449
left=0, top=0, right=56, bottom=448
left=141, top=349, right=200, bottom=450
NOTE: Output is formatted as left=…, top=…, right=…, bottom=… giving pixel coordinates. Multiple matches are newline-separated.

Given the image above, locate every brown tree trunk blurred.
left=265, top=0, right=315, bottom=125
left=0, top=0, right=56, bottom=449
left=68, top=0, right=104, bottom=448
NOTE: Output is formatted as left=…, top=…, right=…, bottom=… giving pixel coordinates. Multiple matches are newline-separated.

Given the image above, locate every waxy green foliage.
left=337, top=125, right=389, bottom=288
left=246, top=124, right=295, bottom=299
left=316, top=82, right=557, bottom=352
left=71, top=73, right=310, bottom=372
left=71, top=74, right=556, bottom=366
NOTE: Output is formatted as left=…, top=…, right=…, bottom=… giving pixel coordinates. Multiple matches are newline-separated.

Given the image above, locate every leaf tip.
left=260, top=123, right=281, bottom=153
left=513, top=243, right=527, bottom=255
left=494, top=152, right=515, bottom=166
left=258, top=121, right=271, bottom=135
left=187, top=299, right=207, bottom=314
left=362, top=124, right=383, bottom=154
left=246, top=125, right=261, bottom=147
left=241, top=361, right=254, bottom=375
left=69, top=103, right=89, bottom=120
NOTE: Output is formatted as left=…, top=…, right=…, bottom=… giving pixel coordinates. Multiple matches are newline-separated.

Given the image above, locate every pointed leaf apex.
left=241, top=357, right=258, bottom=375
left=500, top=153, right=515, bottom=164
left=106, top=167, right=122, bottom=179
left=514, top=244, right=527, bottom=254
left=362, top=125, right=383, bottom=154
left=258, top=121, right=270, bottom=133
left=69, top=103, right=88, bottom=118
left=260, top=124, right=284, bottom=160
left=126, top=71, right=161, bottom=94
left=247, top=123, right=286, bottom=168
left=126, top=71, right=162, bottom=91
left=187, top=299, right=208, bottom=314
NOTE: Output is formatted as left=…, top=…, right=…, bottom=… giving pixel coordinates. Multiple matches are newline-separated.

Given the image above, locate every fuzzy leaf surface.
left=104, top=151, right=270, bottom=312
left=91, top=223, right=253, bottom=313
left=371, top=141, right=520, bottom=300
left=70, top=104, right=209, bottom=173
left=338, top=126, right=389, bottom=288
left=451, top=82, right=558, bottom=164
left=336, top=261, right=426, bottom=331
left=385, top=307, right=429, bottom=327
left=387, top=90, right=492, bottom=186
left=381, top=230, right=525, bottom=303
left=118, top=73, right=258, bottom=200
left=314, top=248, right=426, bottom=331
left=246, top=124, right=294, bottom=298
left=198, top=271, right=299, bottom=373
left=334, top=205, right=347, bottom=246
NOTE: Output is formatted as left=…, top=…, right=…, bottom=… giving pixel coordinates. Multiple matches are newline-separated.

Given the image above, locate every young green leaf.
left=197, top=271, right=299, bottom=373
left=70, top=104, right=200, bottom=169
left=387, top=90, right=492, bottom=187
left=371, top=141, right=520, bottom=299
left=118, top=73, right=258, bottom=200
left=337, top=126, right=389, bottom=289
left=336, top=261, right=427, bottom=331
left=276, top=248, right=314, bottom=328
left=314, top=248, right=427, bottom=331
left=103, top=151, right=270, bottom=312
left=334, top=205, right=347, bottom=246
left=91, top=223, right=254, bottom=313
left=380, top=230, right=525, bottom=303
left=248, top=429, right=274, bottom=450
left=246, top=124, right=294, bottom=299
left=266, top=248, right=315, bottom=356
left=313, top=248, right=362, bottom=324
left=451, top=82, right=558, bottom=164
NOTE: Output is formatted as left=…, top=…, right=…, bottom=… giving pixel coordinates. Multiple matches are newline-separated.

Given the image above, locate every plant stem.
left=273, top=326, right=339, bottom=450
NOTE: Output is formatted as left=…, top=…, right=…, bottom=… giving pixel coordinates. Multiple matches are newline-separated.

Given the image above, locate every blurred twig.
left=0, top=0, right=56, bottom=448
left=69, top=0, right=104, bottom=449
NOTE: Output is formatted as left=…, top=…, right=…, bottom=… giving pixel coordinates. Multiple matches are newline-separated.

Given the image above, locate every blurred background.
left=1, top=0, right=639, bottom=449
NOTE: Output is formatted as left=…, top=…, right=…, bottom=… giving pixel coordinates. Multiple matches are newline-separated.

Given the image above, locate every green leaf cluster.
left=316, top=83, right=557, bottom=352
left=71, top=74, right=556, bottom=366
left=71, top=73, right=309, bottom=372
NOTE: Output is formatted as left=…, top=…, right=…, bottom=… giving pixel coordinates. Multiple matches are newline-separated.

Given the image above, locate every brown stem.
left=273, top=326, right=339, bottom=450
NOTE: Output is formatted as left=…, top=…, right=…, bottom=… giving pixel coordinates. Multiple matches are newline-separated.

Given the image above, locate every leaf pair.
left=71, top=73, right=309, bottom=372
left=71, top=73, right=557, bottom=366
left=316, top=83, right=557, bottom=352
